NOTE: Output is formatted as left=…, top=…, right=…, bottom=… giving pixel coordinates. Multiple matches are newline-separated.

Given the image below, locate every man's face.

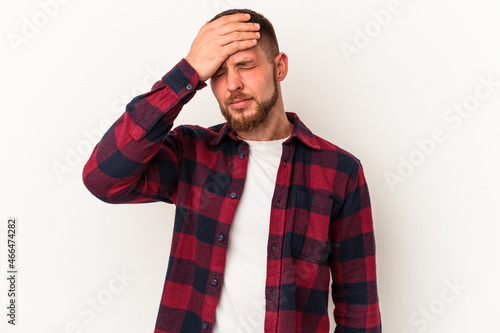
left=210, top=44, right=279, bottom=133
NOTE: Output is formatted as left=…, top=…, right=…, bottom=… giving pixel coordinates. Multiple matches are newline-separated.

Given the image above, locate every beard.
left=219, top=78, right=279, bottom=133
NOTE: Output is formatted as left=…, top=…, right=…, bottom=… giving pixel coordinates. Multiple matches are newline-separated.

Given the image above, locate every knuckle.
left=199, top=26, right=209, bottom=36
left=228, top=41, right=240, bottom=51
left=231, top=21, right=240, bottom=30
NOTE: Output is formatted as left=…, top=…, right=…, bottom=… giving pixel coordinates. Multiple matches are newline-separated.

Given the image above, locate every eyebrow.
left=234, top=59, right=256, bottom=67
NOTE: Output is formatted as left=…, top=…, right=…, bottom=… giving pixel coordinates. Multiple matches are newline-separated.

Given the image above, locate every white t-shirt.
left=212, top=137, right=287, bottom=333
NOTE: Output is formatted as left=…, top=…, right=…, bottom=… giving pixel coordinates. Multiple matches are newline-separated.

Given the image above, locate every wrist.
left=185, top=56, right=206, bottom=82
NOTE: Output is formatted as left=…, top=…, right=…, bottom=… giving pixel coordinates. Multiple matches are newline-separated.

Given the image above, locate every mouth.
left=228, top=98, right=253, bottom=110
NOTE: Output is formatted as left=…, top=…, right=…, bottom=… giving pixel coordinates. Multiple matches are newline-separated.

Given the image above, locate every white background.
left=1, top=0, right=500, bottom=332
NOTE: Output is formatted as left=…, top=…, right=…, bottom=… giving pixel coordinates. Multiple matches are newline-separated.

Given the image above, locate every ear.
left=274, top=52, right=288, bottom=81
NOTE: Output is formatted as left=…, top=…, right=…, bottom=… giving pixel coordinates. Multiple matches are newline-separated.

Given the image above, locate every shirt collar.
left=208, top=112, right=321, bottom=150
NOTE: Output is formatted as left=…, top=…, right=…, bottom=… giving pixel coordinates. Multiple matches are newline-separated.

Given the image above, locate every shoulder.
left=309, top=132, right=363, bottom=176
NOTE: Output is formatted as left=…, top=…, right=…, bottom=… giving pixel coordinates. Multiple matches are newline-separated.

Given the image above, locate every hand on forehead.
left=185, top=13, right=261, bottom=81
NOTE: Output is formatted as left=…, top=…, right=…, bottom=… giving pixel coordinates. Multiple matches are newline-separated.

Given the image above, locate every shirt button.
left=212, top=278, right=218, bottom=286
left=230, top=192, right=237, bottom=199
left=203, top=323, right=209, bottom=330
left=238, top=153, right=245, bottom=159
left=276, top=201, right=280, bottom=208
left=186, top=83, right=193, bottom=91
left=218, top=234, right=225, bottom=242
left=272, top=246, right=277, bottom=252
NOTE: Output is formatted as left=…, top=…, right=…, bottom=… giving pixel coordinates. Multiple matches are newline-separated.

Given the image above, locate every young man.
left=83, top=9, right=381, bottom=333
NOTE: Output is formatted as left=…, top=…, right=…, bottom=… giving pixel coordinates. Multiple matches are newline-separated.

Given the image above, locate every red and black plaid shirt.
left=83, top=59, right=381, bottom=333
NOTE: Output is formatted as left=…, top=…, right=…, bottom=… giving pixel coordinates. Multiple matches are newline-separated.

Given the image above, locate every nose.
left=226, top=68, right=243, bottom=93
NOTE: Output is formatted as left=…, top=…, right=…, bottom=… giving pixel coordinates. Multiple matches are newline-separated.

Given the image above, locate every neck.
left=236, top=97, right=293, bottom=141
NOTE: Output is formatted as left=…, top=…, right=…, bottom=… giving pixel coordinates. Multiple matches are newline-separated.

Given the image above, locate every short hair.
left=209, top=9, right=280, bottom=61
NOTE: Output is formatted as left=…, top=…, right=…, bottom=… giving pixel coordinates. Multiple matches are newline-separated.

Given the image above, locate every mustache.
left=225, top=93, right=254, bottom=105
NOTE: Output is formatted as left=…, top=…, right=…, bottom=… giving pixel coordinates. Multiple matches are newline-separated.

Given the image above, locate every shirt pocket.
left=290, top=191, right=336, bottom=265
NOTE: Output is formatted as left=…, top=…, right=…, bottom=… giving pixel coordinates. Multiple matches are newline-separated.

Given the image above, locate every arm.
left=82, top=59, right=204, bottom=204
left=329, top=163, right=382, bottom=332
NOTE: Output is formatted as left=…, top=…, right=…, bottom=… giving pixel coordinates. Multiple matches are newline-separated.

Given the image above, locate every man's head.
left=210, top=9, right=280, bottom=63
left=209, top=9, right=288, bottom=134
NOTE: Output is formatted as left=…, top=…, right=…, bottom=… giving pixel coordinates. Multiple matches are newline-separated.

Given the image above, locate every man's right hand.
left=185, top=13, right=261, bottom=82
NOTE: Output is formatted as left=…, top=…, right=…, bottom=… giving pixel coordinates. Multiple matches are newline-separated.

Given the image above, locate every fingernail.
left=254, top=23, right=260, bottom=29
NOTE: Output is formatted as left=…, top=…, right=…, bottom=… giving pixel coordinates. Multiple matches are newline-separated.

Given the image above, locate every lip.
left=229, top=99, right=252, bottom=109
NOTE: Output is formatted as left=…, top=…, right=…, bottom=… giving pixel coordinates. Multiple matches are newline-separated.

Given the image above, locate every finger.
left=217, top=21, right=260, bottom=36
left=218, top=31, right=260, bottom=47
left=221, top=39, right=258, bottom=56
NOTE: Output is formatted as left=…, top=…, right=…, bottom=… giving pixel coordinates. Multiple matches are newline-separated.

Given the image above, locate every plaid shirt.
left=83, top=59, right=381, bottom=333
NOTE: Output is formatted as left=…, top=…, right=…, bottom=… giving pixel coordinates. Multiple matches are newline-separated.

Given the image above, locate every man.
left=83, top=8, right=381, bottom=333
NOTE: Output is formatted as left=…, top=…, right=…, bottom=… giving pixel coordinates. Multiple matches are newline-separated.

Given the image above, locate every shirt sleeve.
left=82, top=59, right=206, bottom=204
left=329, top=162, right=382, bottom=332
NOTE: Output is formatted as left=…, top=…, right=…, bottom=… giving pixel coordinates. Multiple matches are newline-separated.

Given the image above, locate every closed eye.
left=212, top=70, right=226, bottom=79
left=240, top=66, right=257, bottom=71
left=212, top=65, right=257, bottom=79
